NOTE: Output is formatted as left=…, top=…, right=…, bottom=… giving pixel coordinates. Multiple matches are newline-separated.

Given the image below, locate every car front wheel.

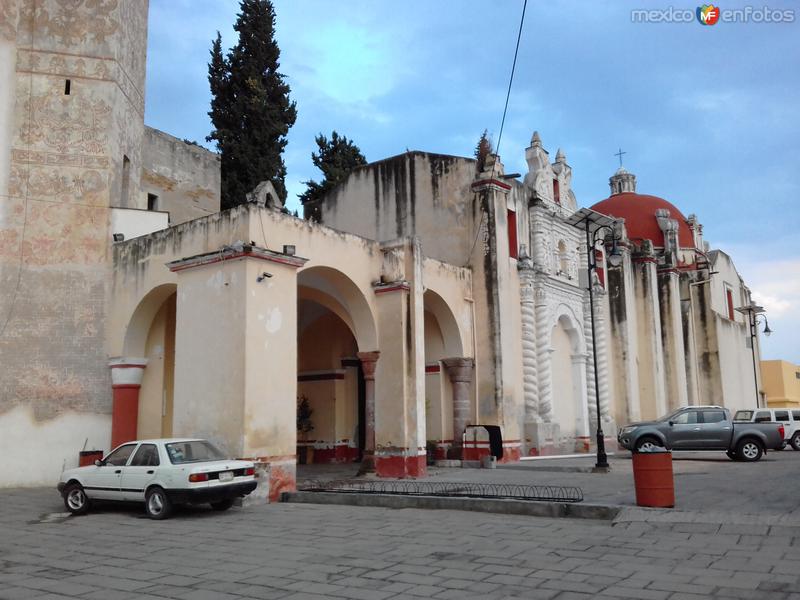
left=791, top=432, right=800, bottom=451
left=145, top=487, right=173, bottom=520
left=635, top=437, right=662, bottom=452
left=736, top=439, right=763, bottom=462
left=63, top=483, right=90, bottom=515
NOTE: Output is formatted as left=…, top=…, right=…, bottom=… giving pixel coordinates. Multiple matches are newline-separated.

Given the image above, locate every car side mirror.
left=668, top=421, right=674, bottom=426
left=94, top=459, right=104, bottom=466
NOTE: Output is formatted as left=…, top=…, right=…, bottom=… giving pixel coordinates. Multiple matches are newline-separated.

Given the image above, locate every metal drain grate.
left=298, top=480, right=583, bottom=503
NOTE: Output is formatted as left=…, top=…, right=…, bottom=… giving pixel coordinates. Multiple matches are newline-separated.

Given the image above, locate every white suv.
left=57, top=439, right=257, bottom=519
left=734, top=409, right=800, bottom=451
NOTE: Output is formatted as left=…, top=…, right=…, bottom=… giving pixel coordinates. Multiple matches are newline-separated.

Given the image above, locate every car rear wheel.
left=145, top=487, right=173, bottom=520
left=210, top=499, right=235, bottom=511
left=635, top=437, right=662, bottom=452
left=736, top=439, right=763, bottom=462
left=791, top=432, right=800, bottom=451
left=63, top=483, right=90, bottom=515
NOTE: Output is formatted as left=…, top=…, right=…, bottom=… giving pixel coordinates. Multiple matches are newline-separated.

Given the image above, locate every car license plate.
left=219, top=471, right=234, bottom=482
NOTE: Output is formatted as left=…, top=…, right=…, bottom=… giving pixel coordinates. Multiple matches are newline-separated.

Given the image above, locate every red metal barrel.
left=632, top=451, right=675, bottom=508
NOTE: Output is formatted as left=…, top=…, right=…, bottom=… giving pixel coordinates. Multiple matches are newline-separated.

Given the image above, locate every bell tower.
left=0, top=0, right=149, bottom=483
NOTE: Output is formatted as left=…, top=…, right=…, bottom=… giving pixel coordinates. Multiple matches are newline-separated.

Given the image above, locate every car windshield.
left=734, top=410, right=753, bottom=421
left=165, top=441, right=226, bottom=464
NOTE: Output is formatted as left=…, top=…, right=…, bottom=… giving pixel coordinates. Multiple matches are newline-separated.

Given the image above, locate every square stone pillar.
left=168, top=245, right=307, bottom=502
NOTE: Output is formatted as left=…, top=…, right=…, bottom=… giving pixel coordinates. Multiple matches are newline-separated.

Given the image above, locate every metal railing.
left=298, top=479, right=583, bottom=503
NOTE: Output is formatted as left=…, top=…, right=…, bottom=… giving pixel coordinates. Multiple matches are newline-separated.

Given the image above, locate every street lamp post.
left=567, top=208, right=622, bottom=470
left=735, top=303, right=772, bottom=408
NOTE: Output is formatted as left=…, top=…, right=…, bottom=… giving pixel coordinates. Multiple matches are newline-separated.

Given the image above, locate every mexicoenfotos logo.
left=697, top=4, right=721, bottom=25
left=631, top=5, right=795, bottom=23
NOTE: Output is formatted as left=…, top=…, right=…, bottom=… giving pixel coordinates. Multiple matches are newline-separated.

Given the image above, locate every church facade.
left=0, top=1, right=762, bottom=497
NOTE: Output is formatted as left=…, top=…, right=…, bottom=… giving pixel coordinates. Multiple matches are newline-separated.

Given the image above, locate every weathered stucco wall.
left=141, top=126, right=220, bottom=225
left=0, top=0, right=149, bottom=486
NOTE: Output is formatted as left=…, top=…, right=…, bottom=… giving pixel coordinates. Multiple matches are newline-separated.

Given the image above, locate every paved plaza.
left=2, top=451, right=800, bottom=600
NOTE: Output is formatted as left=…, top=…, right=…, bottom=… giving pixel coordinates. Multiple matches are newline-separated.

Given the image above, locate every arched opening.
left=123, top=284, right=177, bottom=439
left=550, top=310, right=588, bottom=450
left=296, top=267, right=377, bottom=466
left=423, top=289, right=466, bottom=460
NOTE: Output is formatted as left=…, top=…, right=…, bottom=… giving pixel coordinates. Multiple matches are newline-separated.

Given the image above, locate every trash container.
left=79, top=450, right=104, bottom=466
left=632, top=447, right=674, bottom=508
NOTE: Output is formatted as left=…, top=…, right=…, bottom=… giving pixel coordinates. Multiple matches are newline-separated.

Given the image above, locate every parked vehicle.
left=617, top=406, right=784, bottom=462
left=734, top=408, right=800, bottom=451
left=57, top=439, right=257, bottom=519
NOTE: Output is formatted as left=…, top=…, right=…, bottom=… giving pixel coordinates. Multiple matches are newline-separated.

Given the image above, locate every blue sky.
left=145, top=0, right=799, bottom=362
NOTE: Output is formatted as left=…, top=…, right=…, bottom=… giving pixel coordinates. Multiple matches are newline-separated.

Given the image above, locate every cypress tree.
left=300, top=131, right=366, bottom=221
left=207, top=0, right=297, bottom=210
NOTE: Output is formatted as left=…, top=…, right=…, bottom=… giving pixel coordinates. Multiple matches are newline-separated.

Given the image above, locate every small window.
left=121, top=155, right=131, bottom=208
left=507, top=209, right=518, bottom=259
left=734, top=410, right=753, bottom=421
left=795, top=372, right=800, bottom=380
left=147, top=193, right=159, bottom=211
left=725, top=286, right=735, bottom=320
left=775, top=411, right=790, bottom=422
left=64, top=79, right=71, bottom=95
left=672, top=411, right=698, bottom=424
left=754, top=411, right=772, bottom=423
left=104, top=444, right=137, bottom=466
left=701, top=410, right=726, bottom=424
left=553, top=178, right=560, bottom=204
left=131, top=444, right=160, bottom=467
left=792, top=411, right=800, bottom=421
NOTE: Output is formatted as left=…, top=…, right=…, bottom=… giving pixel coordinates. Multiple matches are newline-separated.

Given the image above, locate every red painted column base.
left=111, top=384, right=140, bottom=449
left=375, top=453, right=427, bottom=478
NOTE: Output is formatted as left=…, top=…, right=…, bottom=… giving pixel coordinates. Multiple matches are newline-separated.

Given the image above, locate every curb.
left=280, top=491, right=621, bottom=521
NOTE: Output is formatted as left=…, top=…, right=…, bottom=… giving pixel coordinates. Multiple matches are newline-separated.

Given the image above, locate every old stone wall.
left=141, top=127, right=220, bottom=226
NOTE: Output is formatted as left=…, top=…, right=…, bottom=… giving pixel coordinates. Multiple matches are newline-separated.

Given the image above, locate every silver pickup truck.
left=617, top=406, right=784, bottom=462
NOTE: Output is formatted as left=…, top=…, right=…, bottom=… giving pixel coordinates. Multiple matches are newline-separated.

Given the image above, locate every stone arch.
left=423, top=289, right=467, bottom=459
left=423, top=289, right=464, bottom=358
left=122, top=283, right=178, bottom=357
left=297, top=266, right=377, bottom=352
left=549, top=304, right=589, bottom=447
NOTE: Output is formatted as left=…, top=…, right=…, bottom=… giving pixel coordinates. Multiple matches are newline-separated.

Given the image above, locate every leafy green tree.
left=300, top=131, right=366, bottom=220
left=207, top=0, right=297, bottom=210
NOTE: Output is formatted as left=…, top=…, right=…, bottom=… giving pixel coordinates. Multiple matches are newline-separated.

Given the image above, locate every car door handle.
left=114, top=469, right=121, bottom=474
left=723, top=427, right=731, bottom=430
left=692, top=428, right=701, bottom=431
left=147, top=470, right=154, bottom=474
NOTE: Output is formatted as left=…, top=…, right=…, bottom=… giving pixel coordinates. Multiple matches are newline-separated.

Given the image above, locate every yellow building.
left=762, top=360, right=800, bottom=408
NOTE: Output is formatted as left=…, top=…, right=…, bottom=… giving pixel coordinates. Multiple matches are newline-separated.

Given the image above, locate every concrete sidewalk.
left=297, top=449, right=800, bottom=525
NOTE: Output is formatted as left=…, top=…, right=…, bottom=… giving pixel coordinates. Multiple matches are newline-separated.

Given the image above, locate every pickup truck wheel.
left=791, top=432, right=800, bottom=451
left=736, top=439, right=763, bottom=462
left=635, top=437, right=662, bottom=452
left=63, top=483, right=90, bottom=515
left=145, top=487, right=173, bottom=520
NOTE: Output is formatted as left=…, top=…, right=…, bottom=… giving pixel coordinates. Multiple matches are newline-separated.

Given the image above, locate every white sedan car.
left=57, top=439, right=257, bottom=519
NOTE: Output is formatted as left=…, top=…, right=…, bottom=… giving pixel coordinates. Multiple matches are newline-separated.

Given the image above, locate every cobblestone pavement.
left=2, top=487, right=800, bottom=600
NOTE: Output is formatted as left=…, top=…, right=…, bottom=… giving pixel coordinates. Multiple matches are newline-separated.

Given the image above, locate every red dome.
left=590, top=192, right=695, bottom=248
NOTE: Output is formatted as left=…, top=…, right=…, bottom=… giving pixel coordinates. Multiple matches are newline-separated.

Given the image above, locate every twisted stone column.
left=594, top=290, right=611, bottom=422
left=534, top=288, right=553, bottom=422
left=583, top=293, right=597, bottom=425
left=518, top=263, right=539, bottom=422
left=442, top=357, right=474, bottom=459
left=357, top=351, right=380, bottom=473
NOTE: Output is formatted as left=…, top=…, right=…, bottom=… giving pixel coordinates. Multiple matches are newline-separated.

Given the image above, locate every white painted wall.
left=110, top=207, right=169, bottom=241
left=0, top=406, right=110, bottom=487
